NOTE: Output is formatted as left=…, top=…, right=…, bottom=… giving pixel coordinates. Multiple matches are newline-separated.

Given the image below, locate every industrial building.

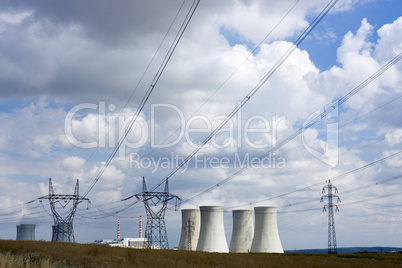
left=178, top=209, right=200, bottom=250
left=229, top=209, right=254, bottom=253
left=94, top=218, right=147, bottom=249
left=250, top=206, right=284, bottom=253
left=196, top=206, right=229, bottom=253
left=95, top=238, right=148, bottom=248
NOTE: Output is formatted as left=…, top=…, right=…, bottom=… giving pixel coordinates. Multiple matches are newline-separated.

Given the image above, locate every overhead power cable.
left=149, top=0, right=339, bottom=193
left=82, top=0, right=201, bottom=198
left=2, top=90, right=396, bottom=220
left=140, top=0, right=301, bottom=160
left=182, top=52, right=402, bottom=204
left=77, top=0, right=188, bottom=171
left=261, top=172, right=402, bottom=212
left=278, top=94, right=402, bottom=167
left=338, top=191, right=402, bottom=208
left=274, top=188, right=402, bottom=214
left=37, top=92, right=398, bottom=219
left=223, top=151, right=402, bottom=209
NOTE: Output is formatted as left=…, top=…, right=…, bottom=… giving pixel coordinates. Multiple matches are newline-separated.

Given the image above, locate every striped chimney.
left=139, top=216, right=142, bottom=238
left=117, top=219, right=120, bottom=240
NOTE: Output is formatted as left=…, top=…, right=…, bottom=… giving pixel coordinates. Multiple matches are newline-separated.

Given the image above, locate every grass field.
left=0, top=240, right=401, bottom=268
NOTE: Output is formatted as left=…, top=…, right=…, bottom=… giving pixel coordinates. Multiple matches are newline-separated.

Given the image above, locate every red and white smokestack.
left=117, top=219, right=121, bottom=240
left=139, top=216, right=142, bottom=238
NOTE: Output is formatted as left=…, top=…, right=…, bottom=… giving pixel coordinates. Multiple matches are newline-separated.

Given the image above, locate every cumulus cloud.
left=62, top=156, right=86, bottom=171
left=375, top=17, right=402, bottom=62
left=0, top=0, right=401, bottom=248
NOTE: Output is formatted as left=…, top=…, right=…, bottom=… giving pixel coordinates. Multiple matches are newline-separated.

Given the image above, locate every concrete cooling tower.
left=16, top=224, right=36, bottom=241
left=250, top=206, right=283, bottom=253
left=229, top=209, right=254, bottom=253
left=52, top=223, right=74, bottom=242
left=196, top=206, right=229, bottom=253
left=16, top=225, right=20, bottom=240
left=178, top=209, right=200, bottom=250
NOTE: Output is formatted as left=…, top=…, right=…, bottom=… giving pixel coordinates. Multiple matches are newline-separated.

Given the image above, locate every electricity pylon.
left=125, top=177, right=180, bottom=249
left=185, top=217, right=195, bottom=250
left=38, top=178, right=89, bottom=242
left=321, top=180, right=341, bottom=254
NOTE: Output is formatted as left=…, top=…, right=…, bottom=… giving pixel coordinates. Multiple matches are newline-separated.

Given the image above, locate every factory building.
left=196, top=206, right=229, bottom=253
left=95, top=238, right=148, bottom=248
left=178, top=209, right=200, bottom=250
left=94, top=218, right=148, bottom=249
left=229, top=209, right=254, bottom=253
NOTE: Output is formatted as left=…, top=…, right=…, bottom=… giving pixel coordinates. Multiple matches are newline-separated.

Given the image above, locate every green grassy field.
left=0, top=240, right=401, bottom=268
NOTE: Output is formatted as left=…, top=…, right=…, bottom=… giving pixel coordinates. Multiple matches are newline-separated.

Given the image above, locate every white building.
left=94, top=238, right=148, bottom=249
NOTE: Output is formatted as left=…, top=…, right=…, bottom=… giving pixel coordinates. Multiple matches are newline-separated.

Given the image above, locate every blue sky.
left=300, top=0, right=402, bottom=70
left=0, top=0, right=401, bottom=251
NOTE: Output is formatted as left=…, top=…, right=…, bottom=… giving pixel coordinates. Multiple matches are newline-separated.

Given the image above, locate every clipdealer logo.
left=64, top=101, right=339, bottom=169
left=64, top=102, right=287, bottom=161
left=302, top=101, right=339, bottom=167
left=129, top=152, right=286, bottom=173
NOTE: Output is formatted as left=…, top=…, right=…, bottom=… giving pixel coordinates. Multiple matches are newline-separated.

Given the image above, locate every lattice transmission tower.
left=185, top=217, right=195, bottom=250
left=38, top=178, right=89, bottom=242
left=126, top=177, right=180, bottom=249
left=320, top=180, right=341, bottom=254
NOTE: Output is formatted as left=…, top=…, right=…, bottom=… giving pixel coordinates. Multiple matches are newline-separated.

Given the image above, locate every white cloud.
left=375, top=16, right=402, bottom=62
left=0, top=0, right=401, bottom=249
left=62, top=156, right=86, bottom=171
left=382, top=150, right=402, bottom=168
left=385, top=128, right=402, bottom=146
left=0, top=10, right=33, bottom=25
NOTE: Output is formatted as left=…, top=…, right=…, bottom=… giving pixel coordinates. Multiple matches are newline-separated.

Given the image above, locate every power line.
left=149, top=0, right=339, bottom=193
left=181, top=51, right=402, bottom=204
left=274, top=186, right=402, bottom=215
left=338, top=191, right=402, bottom=208
left=76, top=0, right=188, bottom=171
left=280, top=94, right=402, bottom=165
left=272, top=173, right=402, bottom=212
left=223, top=150, right=402, bottom=210
left=8, top=91, right=395, bottom=221
left=2, top=90, right=397, bottom=220
left=78, top=102, right=401, bottom=218
left=140, top=0, right=301, bottom=160
left=82, top=0, right=201, bottom=198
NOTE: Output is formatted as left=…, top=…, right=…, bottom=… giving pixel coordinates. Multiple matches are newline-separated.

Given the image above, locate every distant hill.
left=285, top=247, right=402, bottom=254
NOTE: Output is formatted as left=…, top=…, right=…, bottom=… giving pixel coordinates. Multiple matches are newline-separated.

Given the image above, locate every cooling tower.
left=16, top=224, right=35, bottom=241
left=16, top=225, right=21, bottom=240
left=250, top=206, right=283, bottom=253
left=52, top=223, right=74, bottom=242
left=229, top=209, right=254, bottom=253
left=178, top=209, right=200, bottom=250
left=196, top=206, right=229, bottom=253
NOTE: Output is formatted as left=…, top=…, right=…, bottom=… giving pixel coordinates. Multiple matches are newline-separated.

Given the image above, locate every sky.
left=0, top=0, right=401, bottom=251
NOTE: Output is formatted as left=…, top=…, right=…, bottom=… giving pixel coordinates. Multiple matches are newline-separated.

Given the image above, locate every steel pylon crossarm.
left=132, top=177, right=180, bottom=249
left=38, top=178, right=89, bottom=242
